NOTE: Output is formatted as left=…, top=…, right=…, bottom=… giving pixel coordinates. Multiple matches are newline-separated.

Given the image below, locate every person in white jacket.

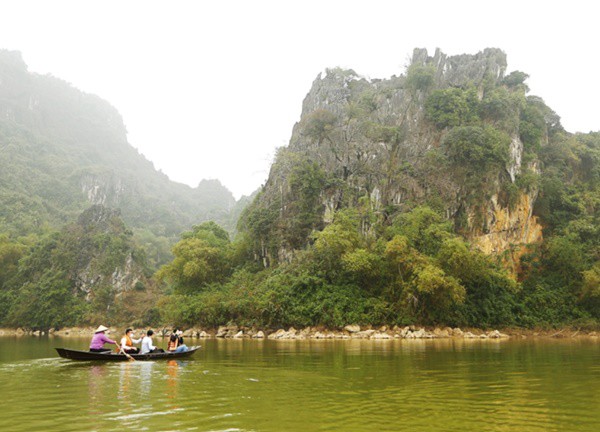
left=140, top=329, right=164, bottom=354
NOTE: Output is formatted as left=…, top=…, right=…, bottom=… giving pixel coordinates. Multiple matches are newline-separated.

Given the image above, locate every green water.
left=0, top=337, right=598, bottom=431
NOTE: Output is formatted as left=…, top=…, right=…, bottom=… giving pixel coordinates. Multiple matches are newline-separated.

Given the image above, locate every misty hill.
left=0, top=49, right=239, bottom=238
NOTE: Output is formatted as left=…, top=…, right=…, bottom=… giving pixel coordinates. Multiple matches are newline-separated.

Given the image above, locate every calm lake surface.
left=0, top=336, right=598, bottom=431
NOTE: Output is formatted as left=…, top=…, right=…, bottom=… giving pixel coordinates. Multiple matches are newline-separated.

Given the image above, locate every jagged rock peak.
left=300, top=47, right=508, bottom=120
left=309, top=47, right=509, bottom=86
left=0, top=49, right=28, bottom=73
left=411, top=47, right=507, bottom=86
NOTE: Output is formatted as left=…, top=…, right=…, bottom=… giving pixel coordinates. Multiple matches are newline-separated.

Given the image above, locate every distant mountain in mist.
left=0, top=49, right=244, bottom=238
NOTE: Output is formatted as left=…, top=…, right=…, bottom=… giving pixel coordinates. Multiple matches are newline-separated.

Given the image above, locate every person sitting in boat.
left=89, top=325, right=118, bottom=352
left=175, top=328, right=189, bottom=348
left=167, top=330, right=189, bottom=353
left=140, top=329, right=164, bottom=354
left=120, top=328, right=141, bottom=354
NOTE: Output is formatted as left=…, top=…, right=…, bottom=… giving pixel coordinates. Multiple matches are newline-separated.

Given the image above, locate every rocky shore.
left=1, top=325, right=598, bottom=340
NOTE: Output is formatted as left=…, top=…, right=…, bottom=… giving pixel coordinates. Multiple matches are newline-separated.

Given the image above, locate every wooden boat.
left=56, top=346, right=200, bottom=361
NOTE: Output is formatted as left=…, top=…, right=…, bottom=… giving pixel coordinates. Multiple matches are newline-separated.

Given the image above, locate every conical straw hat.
left=94, top=325, right=109, bottom=333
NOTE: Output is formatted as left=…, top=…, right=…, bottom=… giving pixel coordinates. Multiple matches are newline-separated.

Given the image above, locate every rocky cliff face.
left=3, top=204, right=159, bottom=328
left=243, top=48, right=551, bottom=266
left=71, top=205, right=146, bottom=299
left=470, top=191, right=542, bottom=274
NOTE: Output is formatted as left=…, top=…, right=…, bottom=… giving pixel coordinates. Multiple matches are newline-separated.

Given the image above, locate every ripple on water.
left=0, top=339, right=599, bottom=432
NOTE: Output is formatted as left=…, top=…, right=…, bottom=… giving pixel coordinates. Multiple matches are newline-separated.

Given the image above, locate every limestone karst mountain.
left=239, top=48, right=574, bottom=270
left=0, top=49, right=239, bottom=238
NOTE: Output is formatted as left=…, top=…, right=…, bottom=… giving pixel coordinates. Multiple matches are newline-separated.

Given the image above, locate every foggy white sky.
left=1, top=0, right=599, bottom=198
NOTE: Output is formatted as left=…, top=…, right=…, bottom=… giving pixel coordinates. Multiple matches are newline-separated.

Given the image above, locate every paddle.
left=119, top=346, right=136, bottom=362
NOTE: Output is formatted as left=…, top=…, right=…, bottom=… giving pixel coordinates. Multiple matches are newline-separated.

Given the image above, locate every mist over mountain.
left=0, top=49, right=241, bottom=238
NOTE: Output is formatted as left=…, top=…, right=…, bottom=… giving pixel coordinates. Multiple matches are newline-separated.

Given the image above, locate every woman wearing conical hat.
left=89, top=325, right=118, bottom=353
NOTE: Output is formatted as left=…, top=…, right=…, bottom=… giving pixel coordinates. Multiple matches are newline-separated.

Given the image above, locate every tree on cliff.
left=156, top=221, right=233, bottom=294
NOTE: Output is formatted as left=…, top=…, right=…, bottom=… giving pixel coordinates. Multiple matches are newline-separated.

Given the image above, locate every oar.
left=119, top=346, right=136, bottom=362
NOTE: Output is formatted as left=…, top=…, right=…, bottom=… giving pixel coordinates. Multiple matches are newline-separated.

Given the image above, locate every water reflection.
left=117, top=362, right=135, bottom=402
left=166, top=360, right=179, bottom=405
left=117, top=360, right=188, bottom=403
left=138, top=361, right=154, bottom=396
left=87, top=364, right=107, bottom=416
left=1, top=337, right=598, bottom=432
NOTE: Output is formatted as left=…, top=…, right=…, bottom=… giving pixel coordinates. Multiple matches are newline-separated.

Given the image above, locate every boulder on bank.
left=412, top=328, right=426, bottom=338
left=433, top=328, right=450, bottom=338
left=216, top=325, right=239, bottom=338
left=352, top=329, right=375, bottom=339
left=300, top=327, right=312, bottom=336
left=487, top=330, right=509, bottom=339
left=452, top=328, right=463, bottom=336
left=268, top=329, right=287, bottom=340
left=371, top=332, right=391, bottom=340
left=344, top=324, right=361, bottom=333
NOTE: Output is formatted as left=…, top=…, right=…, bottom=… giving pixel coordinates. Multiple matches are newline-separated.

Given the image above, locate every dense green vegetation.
left=153, top=57, right=600, bottom=330
left=517, top=132, right=600, bottom=326
left=157, top=128, right=600, bottom=331
left=157, top=139, right=600, bottom=329
left=158, top=207, right=522, bottom=328
left=0, top=206, right=160, bottom=329
left=1, top=48, right=599, bottom=331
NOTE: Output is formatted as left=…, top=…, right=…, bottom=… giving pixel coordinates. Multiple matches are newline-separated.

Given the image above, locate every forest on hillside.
left=154, top=51, right=600, bottom=330
left=1, top=49, right=599, bottom=330
left=0, top=50, right=247, bottom=328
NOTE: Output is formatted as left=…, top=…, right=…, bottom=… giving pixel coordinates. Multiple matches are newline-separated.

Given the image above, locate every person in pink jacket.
left=89, top=325, right=117, bottom=352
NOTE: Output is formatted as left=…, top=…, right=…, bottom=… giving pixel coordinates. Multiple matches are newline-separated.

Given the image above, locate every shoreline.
left=1, top=325, right=598, bottom=340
